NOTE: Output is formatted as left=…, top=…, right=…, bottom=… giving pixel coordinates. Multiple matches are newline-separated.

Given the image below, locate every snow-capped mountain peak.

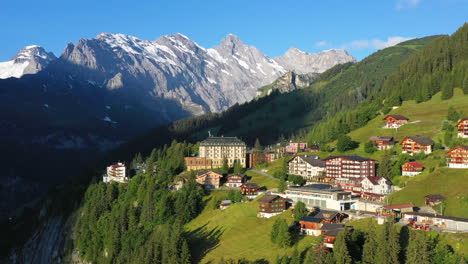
left=0, top=45, right=56, bottom=79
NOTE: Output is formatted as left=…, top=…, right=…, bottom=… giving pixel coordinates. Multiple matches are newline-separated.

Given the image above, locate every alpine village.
left=1, top=7, right=468, bottom=264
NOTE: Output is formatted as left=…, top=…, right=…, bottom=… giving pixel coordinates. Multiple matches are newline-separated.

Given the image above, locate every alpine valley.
left=0, top=33, right=354, bottom=216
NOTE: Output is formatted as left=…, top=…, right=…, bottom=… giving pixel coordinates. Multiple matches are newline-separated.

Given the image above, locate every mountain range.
left=0, top=33, right=355, bottom=217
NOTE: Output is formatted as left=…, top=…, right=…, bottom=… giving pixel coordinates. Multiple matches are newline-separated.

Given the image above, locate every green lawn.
left=186, top=191, right=320, bottom=263
left=245, top=170, right=279, bottom=190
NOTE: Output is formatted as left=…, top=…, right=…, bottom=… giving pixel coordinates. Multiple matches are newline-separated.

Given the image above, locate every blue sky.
left=1, top=0, right=467, bottom=61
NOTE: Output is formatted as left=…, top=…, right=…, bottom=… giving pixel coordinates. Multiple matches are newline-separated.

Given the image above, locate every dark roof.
left=242, top=183, right=259, bottom=189
left=324, top=228, right=345, bottom=237
left=424, top=194, right=445, bottom=200
left=258, top=194, right=283, bottom=203
left=403, top=135, right=434, bottom=146
left=315, top=210, right=340, bottom=219
left=406, top=212, right=468, bottom=223
left=299, top=155, right=326, bottom=167
left=300, top=216, right=322, bottom=223
left=200, top=136, right=246, bottom=146
left=325, top=156, right=375, bottom=162
left=384, top=114, right=409, bottom=120
left=369, top=136, right=394, bottom=142
left=383, top=203, right=414, bottom=210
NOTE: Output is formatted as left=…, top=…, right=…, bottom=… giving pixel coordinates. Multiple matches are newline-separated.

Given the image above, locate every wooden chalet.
left=446, top=145, right=468, bottom=168
left=219, top=200, right=232, bottom=210
left=456, top=118, right=468, bottom=138
left=401, top=161, right=424, bottom=176
left=257, top=195, right=286, bottom=218
left=383, top=114, right=409, bottom=128
left=369, top=136, right=395, bottom=150
left=299, top=216, right=323, bottom=236
left=401, top=135, right=434, bottom=155
left=314, top=210, right=345, bottom=223
left=424, top=194, right=445, bottom=206
left=226, top=174, right=245, bottom=188
left=240, top=183, right=260, bottom=196
left=196, top=171, right=223, bottom=190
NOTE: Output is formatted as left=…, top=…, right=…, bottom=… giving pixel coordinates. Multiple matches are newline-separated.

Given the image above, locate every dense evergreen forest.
left=74, top=141, right=203, bottom=263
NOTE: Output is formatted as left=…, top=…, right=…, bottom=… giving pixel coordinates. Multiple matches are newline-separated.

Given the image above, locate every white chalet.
left=360, top=176, right=392, bottom=201
left=288, top=155, right=326, bottom=180
left=103, top=162, right=128, bottom=183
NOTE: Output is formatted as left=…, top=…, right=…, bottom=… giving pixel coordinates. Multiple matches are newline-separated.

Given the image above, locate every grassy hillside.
left=186, top=191, right=320, bottom=263
left=313, top=88, right=468, bottom=217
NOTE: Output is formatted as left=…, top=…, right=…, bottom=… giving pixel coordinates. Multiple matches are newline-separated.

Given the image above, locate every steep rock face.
left=58, top=33, right=355, bottom=115
left=257, top=71, right=319, bottom=96
left=0, top=46, right=56, bottom=79
left=274, top=48, right=356, bottom=74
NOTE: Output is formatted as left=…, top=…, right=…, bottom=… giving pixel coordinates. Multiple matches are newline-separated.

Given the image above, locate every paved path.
left=248, top=169, right=279, bottom=181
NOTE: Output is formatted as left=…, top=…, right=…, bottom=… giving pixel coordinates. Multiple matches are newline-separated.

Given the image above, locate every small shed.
left=219, top=200, right=232, bottom=210
left=424, top=194, right=445, bottom=206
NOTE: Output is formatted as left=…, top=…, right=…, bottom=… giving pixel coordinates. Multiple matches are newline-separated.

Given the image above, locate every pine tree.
left=387, top=223, right=401, bottom=264
left=233, top=160, right=243, bottom=174
left=290, top=247, right=301, bottom=264
left=179, top=240, right=191, bottom=264
left=334, top=230, right=352, bottom=264
left=253, top=138, right=265, bottom=166
left=441, top=82, right=454, bottom=100
left=463, top=76, right=468, bottom=95
left=406, top=232, right=430, bottom=264
left=222, top=157, right=229, bottom=174
left=293, top=201, right=308, bottom=221
left=362, top=226, right=378, bottom=264
left=278, top=179, right=288, bottom=193
left=448, top=106, right=460, bottom=122
left=377, top=151, right=393, bottom=177
left=271, top=219, right=281, bottom=243
left=276, top=219, right=291, bottom=248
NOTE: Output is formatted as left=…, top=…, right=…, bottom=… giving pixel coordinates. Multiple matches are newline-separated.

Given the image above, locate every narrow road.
left=248, top=168, right=279, bottom=181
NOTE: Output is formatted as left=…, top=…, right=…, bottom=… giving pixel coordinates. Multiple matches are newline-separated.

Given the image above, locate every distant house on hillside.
left=424, top=194, right=445, bottom=206
left=283, top=142, right=308, bottom=154
left=288, top=155, right=326, bottom=181
left=402, top=161, right=424, bottom=176
left=196, top=171, right=223, bottom=190
left=226, top=174, right=245, bottom=188
left=401, top=136, right=434, bottom=155
left=219, top=200, right=232, bottom=210
left=456, top=118, right=468, bottom=138
left=446, top=145, right=468, bottom=168
left=360, top=176, right=392, bottom=201
left=369, top=136, right=395, bottom=150
left=322, top=224, right=347, bottom=249
left=241, top=183, right=260, bottom=197
left=383, top=114, right=409, bottom=128
left=103, top=162, right=128, bottom=183
left=257, top=195, right=286, bottom=218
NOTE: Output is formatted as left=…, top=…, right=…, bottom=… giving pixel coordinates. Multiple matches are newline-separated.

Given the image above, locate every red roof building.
left=446, top=145, right=468, bottom=169
left=402, top=161, right=424, bottom=176
left=456, top=118, right=468, bottom=138
left=383, top=115, right=409, bottom=128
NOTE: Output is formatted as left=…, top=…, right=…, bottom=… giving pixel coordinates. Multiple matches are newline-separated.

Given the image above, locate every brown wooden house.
left=240, top=183, right=260, bottom=196
left=314, top=210, right=345, bottom=223
left=446, top=145, right=468, bottom=169
left=456, top=118, right=468, bottom=138
left=226, top=174, right=245, bottom=188
left=369, top=136, right=395, bottom=150
left=321, top=224, right=346, bottom=248
left=401, top=135, right=434, bottom=155
left=299, top=216, right=322, bottom=236
left=196, top=171, right=223, bottom=190
left=383, top=114, right=409, bottom=128
left=402, top=161, right=424, bottom=176
left=257, top=195, right=286, bottom=218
